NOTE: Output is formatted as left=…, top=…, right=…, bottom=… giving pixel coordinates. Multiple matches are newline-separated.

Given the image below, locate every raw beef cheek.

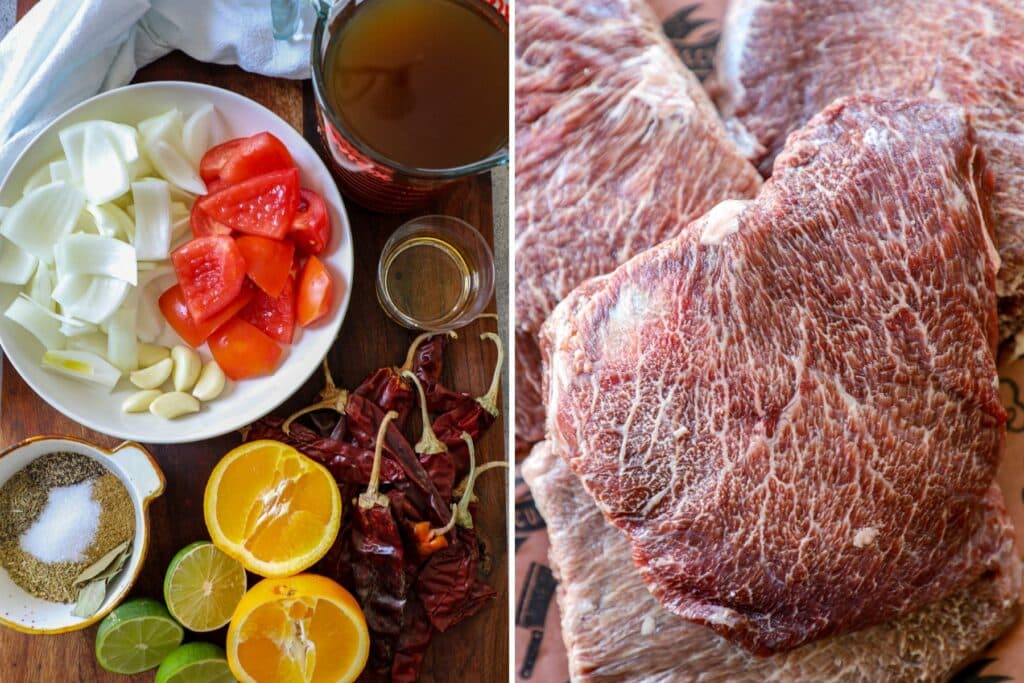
left=513, top=0, right=762, bottom=449
left=522, top=442, right=1021, bottom=682
left=542, top=96, right=1009, bottom=654
left=713, top=0, right=1024, bottom=339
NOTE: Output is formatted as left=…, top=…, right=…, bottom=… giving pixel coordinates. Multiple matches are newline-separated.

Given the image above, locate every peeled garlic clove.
left=192, top=360, right=226, bottom=402
left=130, top=357, right=173, bottom=389
left=121, top=389, right=162, bottom=413
left=149, top=391, right=200, bottom=419
left=171, top=345, right=201, bottom=392
left=137, top=342, right=170, bottom=367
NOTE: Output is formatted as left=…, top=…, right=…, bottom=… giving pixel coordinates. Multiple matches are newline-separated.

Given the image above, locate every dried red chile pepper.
left=353, top=331, right=452, bottom=429
left=404, top=370, right=456, bottom=501
left=412, top=331, right=472, bottom=414
left=352, top=411, right=410, bottom=666
left=347, top=393, right=451, bottom=525
left=432, top=332, right=504, bottom=476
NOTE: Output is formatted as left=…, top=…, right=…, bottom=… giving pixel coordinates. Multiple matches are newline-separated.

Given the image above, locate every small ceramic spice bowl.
left=0, top=436, right=164, bottom=634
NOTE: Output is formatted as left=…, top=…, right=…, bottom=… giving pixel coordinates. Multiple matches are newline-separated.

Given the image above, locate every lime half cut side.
left=155, top=642, right=234, bottom=683
left=95, top=598, right=184, bottom=674
left=164, top=541, right=247, bottom=632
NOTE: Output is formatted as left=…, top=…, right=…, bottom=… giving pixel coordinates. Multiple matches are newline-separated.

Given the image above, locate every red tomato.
left=208, top=318, right=282, bottom=380
left=297, top=255, right=333, bottom=327
left=190, top=201, right=231, bottom=238
left=159, top=284, right=255, bottom=347
left=171, top=236, right=247, bottom=322
left=195, top=168, right=299, bottom=240
left=288, top=190, right=330, bottom=255
left=239, top=274, right=296, bottom=344
left=235, top=235, right=295, bottom=298
left=200, top=133, right=294, bottom=187
left=199, top=139, right=243, bottom=185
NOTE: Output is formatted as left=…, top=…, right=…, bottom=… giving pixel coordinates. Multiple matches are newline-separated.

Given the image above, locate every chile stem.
left=402, top=371, right=448, bottom=454
left=476, top=333, right=504, bottom=417
left=282, top=359, right=349, bottom=434
left=358, top=410, right=398, bottom=509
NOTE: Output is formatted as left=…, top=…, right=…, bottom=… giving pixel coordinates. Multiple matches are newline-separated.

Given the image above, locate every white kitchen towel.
left=0, top=0, right=317, bottom=178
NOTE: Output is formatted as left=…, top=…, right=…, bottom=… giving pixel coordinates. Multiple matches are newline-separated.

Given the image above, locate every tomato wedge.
left=195, top=168, right=299, bottom=240
left=235, top=235, right=295, bottom=298
left=288, top=190, right=330, bottom=255
left=200, top=133, right=294, bottom=187
left=159, top=284, right=255, bottom=347
left=190, top=201, right=232, bottom=238
left=208, top=318, right=282, bottom=380
left=297, top=255, right=333, bottom=327
left=171, top=236, right=247, bottom=322
left=239, top=274, right=296, bottom=344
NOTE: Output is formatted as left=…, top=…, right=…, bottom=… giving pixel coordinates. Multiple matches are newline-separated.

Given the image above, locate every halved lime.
left=155, top=642, right=234, bottom=683
left=164, top=541, right=247, bottom=632
left=95, top=598, right=184, bottom=674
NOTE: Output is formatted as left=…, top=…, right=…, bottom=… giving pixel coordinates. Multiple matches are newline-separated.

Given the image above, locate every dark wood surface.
left=0, top=15, right=508, bottom=682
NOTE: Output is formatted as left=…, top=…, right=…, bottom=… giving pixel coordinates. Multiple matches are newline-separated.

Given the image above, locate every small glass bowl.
left=376, top=215, right=495, bottom=332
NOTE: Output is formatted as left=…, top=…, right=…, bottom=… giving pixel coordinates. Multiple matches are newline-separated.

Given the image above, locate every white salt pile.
left=20, top=480, right=100, bottom=563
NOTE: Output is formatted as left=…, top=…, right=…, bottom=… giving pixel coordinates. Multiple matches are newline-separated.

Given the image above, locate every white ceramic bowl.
left=0, top=436, right=164, bottom=634
left=0, top=82, right=354, bottom=443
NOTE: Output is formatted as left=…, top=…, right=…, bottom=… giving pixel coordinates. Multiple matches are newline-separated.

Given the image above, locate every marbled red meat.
left=713, top=0, right=1024, bottom=340
left=514, top=0, right=762, bottom=449
left=522, top=442, right=1021, bottom=681
left=542, top=96, right=1010, bottom=653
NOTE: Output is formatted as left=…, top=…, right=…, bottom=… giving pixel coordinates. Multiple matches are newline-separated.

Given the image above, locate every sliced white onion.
left=49, top=160, right=72, bottom=183
left=182, top=104, right=215, bottom=166
left=22, top=165, right=52, bottom=195
left=59, top=319, right=98, bottom=337
left=5, top=296, right=65, bottom=350
left=26, top=262, right=54, bottom=309
left=107, top=287, right=139, bottom=372
left=138, top=110, right=207, bottom=195
left=59, top=121, right=139, bottom=204
left=145, top=139, right=207, bottom=195
left=0, top=181, right=84, bottom=263
left=67, top=331, right=108, bottom=356
left=41, top=350, right=121, bottom=391
left=0, top=236, right=38, bottom=285
left=87, top=203, right=135, bottom=241
left=54, top=233, right=137, bottom=285
left=52, top=275, right=130, bottom=325
left=131, top=179, right=172, bottom=260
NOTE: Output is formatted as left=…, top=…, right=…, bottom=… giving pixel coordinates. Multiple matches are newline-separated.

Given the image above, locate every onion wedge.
left=131, top=179, right=172, bottom=260
left=54, top=233, right=137, bottom=285
left=59, top=121, right=139, bottom=204
left=0, top=181, right=84, bottom=263
left=52, top=275, right=131, bottom=325
left=5, top=296, right=65, bottom=350
left=41, top=350, right=121, bottom=391
left=0, top=236, right=37, bottom=285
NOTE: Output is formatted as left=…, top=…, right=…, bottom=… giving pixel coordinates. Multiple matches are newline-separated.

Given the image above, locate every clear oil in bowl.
left=376, top=216, right=495, bottom=331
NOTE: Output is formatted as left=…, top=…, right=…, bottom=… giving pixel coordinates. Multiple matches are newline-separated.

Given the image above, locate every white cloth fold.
left=0, top=0, right=316, bottom=177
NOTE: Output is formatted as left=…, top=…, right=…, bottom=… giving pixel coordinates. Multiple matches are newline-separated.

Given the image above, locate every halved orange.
left=204, top=440, right=341, bottom=577
left=227, top=574, right=369, bottom=683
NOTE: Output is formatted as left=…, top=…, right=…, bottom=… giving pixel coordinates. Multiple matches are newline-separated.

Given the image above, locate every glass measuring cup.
left=310, top=0, right=509, bottom=213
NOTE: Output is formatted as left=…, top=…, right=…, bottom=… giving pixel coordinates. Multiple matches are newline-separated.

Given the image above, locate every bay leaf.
left=74, top=540, right=131, bottom=586
left=71, top=579, right=107, bottom=618
left=94, top=542, right=133, bottom=583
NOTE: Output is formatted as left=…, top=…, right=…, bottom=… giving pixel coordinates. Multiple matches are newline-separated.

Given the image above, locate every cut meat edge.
left=523, top=441, right=1022, bottom=682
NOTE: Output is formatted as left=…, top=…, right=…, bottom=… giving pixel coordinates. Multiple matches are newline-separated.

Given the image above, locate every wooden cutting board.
left=0, top=29, right=508, bottom=683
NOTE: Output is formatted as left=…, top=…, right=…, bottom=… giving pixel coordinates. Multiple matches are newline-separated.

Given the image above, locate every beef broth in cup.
left=311, top=0, right=509, bottom=212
